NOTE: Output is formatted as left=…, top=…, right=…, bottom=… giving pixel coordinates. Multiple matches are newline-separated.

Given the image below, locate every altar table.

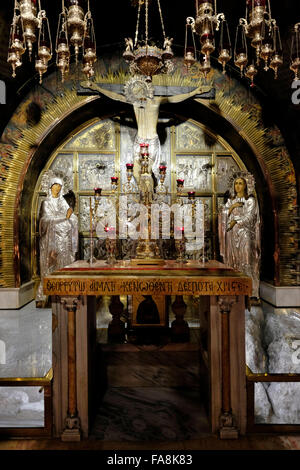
left=44, top=260, right=251, bottom=441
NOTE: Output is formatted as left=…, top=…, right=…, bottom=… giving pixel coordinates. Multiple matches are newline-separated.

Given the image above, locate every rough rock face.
left=0, top=386, right=44, bottom=416
left=245, top=306, right=273, bottom=423
left=245, top=306, right=266, bottom=373
left=263, top=309, right=300, bottom=424
left=0, top=389, right=29, bottom=416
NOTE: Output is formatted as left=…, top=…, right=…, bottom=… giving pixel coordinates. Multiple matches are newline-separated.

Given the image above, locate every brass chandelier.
left=7, top=1, right=298, bottom=87
left=291, top=23, right=300, bottom=82
left=183, top=1, right=286, bottom=86
left=8, top=0, right=96, bottom=84
left=235, top=0, right=283, bottom=85
left=122, top=0, right=174, bottom=82
left=184, top=1, right=231, bottom=78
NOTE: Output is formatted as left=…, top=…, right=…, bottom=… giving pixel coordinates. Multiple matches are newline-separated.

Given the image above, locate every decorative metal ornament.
left=245, top=63, right=258, bottom=87
left=187, top=1, right=226, bottom=58
left=236, top=0, right=282, bottom=81
left=8, top=0, right=97, bottom=84
left=184, top=1, right=228, bottom=77
left=290, top=23, right=300, bottom=82
left=124, top=75, right=154, bottom=105
left=123, top=0, right=174, bottom=81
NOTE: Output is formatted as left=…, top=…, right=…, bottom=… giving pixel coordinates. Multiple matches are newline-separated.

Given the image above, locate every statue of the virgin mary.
left=36, top=171, right=78, bottom=306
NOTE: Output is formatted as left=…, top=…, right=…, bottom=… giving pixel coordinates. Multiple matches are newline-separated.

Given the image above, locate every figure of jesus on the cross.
left=81, top=78, right=213, bottom=179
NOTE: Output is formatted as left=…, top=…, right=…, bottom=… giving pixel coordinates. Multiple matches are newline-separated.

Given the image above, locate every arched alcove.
left=0, top=61, right=297, bottom=292
left=30, top=114, right=251, bottom=284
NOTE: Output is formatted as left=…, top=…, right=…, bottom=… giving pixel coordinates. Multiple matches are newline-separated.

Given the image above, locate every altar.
left=44, top=259, right=251, bottom=441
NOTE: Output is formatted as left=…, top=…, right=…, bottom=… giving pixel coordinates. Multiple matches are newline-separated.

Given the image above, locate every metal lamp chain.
left=267, top=0, right=272, bottom=20
left=157, top=0, right=166, bottom=41
left=145, top=0, right=148, bottom=46
left=134, top=0, right=141, bottom=47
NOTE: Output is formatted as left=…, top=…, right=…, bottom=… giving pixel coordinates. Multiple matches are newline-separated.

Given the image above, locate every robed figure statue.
left=36, top=175, right=78, bottom=306
left=218, top=172, right=261, bottom=299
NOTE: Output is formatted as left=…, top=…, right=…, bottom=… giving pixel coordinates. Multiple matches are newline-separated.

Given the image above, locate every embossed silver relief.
left=216, top=157, right=239, bottom=193
left=176, top=122, right=225, bottom=152
left=78, top=154, right=115, bottom=190
left=64, top=120, right=115, bottom=150
left=79, top=196, right=115, bottom=232
left=49, top=154, right=74, bottom=186
left=176, top=156, right=212, bottom=191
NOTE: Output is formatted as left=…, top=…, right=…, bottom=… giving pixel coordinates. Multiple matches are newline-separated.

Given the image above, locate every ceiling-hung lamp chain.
left=270, top=25, right=283, bottom=79
left=82, top=0, right=97, bottom=83
left=145, top=0, right=149, bottom=49
left=234, top=22, right=248, bottom=76
left=7, top=1, right=25, bottom=78
left=56, top=0, right=70, bottom=83
left=35, top=1, right=53, bottom=84
left=134, top=0, right=142, bottom=47
left=158, top=0, right=174, bottom=62
left=157, top=0, right=166, bottom=43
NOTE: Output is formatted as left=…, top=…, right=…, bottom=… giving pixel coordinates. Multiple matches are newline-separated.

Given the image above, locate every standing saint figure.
left=218, top=173, right=261, bottom=299
left=80, top=78, right=209, bottom=177
left=36, top=176, right=78, bottom=306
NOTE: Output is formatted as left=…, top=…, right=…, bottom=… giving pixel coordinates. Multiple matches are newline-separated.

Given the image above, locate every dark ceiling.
left=0, top=1, right=299, bottom=189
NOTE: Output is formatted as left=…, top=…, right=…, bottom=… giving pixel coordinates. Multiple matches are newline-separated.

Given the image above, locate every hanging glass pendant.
left=35, top=12, right=52, bottom=83
left=56, top=6, right=70, bottom=83
left=184, top=18, right=197, bottom=71
left=270, top=25, right=283, bottom=79
left=7, top=7, right=25, bottom=78
left=290, top=23, right=300, bottom=82
left=82, top=13, right=97, bottom=82
left=200, top=17, right=215, bottom=56
left=200, top=53, right=211, bottom=78
left=234, top=23, right=248, bottom=75
left=218, top=19, right=231, bottom=74
left=260, top=23, right=274, bottom=71
left=245, top=62, right=258, bottom=87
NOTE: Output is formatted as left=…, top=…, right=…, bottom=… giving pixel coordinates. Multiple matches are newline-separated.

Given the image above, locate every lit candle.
left=94, top=187, right=102, bottom=196
left=126, top=163, right=134, bottom=170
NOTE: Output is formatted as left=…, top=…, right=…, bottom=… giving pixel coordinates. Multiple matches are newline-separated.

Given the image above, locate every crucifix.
left=80, top=77, right=215, bottom=176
